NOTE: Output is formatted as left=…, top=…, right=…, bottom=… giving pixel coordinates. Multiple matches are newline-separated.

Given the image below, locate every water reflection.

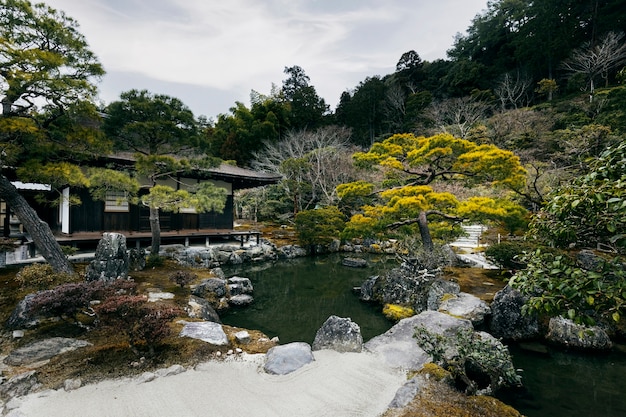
left=220, top=253, right=395, bottom=343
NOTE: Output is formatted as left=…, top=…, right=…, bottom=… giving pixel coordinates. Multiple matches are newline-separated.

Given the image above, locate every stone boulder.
left=342, top=257, right=368, bottom=268
left=277, top=245, right=307, bottom=259
left=5, top=293, right=39, bottom=330
left=228, top=294, right=254, bottom=307
left=192, top=278, right=228, bottom=302
left=546, top=316, right=613, bottom=351
left=438, top=292, right=491, bottom=325
left=263, top=342, right=315, bottom=375
left=426, top=279, right=461, bottom=311
left=488, top=285, right=540, bottom=341
left=0, top=371, right=39, bottom=401
left=85, top=233, right=130, bottom=282
left=4, top=337, right=92, bottom=366
left=312, top=315, right=363, bottom=353
left=179, top=321, right=229, bottom=346
left=227, top=276, right=253, bottom=295
left=359, top=265, right=443, bottom=314
left=128, top=247, right=146, bottom=271
left=365, top=311, right=472, bottom=370
left=186, top=295, right=221, bottom=323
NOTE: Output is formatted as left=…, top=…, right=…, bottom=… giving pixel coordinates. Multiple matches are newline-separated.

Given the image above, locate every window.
left=105, top=191, right=129, bottom=212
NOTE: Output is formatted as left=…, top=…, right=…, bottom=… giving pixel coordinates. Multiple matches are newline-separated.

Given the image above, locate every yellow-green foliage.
left=419, top=362, right=453, bottom=382
left=336, top=180, right=374, bottom=199
left=15, top=263, right=75, bottom=291
left=383, top=304, right=415, bottom=321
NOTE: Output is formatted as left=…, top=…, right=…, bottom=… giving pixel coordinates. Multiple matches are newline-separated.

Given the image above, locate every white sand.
left=11, top=350, right=407, bottom=417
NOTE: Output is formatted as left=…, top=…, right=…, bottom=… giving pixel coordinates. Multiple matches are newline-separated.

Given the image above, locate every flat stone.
left=228, top=294, right=254, bottom=307
left=438, top=292, right=491, bottom=325
left=147, top=292, right=175, bottom=302
left=264, top=342, right=315, bottom=375
left=4, top=338, right=92, bottom=366
left=234, top=331, right=251, bottom=344
left=179, top=321, right=229, bottom=346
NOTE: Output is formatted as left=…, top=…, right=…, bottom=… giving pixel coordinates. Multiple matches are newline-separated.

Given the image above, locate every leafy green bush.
left=294, top=206, right=346, bottom=247
left=146, top=254, right=164, bottom=268
left=510, top=249, right=626, bottom=325
left=484, top=241, right=534, bottom=269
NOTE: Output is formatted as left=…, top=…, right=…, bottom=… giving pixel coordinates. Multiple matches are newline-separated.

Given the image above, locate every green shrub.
left=15, top=263, right=75, bottom=291
left=510, top=249, right=626, bottom=325
left=146, top=254, right=164, bottom=268
left=484, top=241, right=534, bottom=270
left=295, top=206, right=345, bottom=248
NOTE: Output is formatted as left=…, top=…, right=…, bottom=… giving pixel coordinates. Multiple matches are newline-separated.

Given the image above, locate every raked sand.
left=10, top=350, right=407, bottom=417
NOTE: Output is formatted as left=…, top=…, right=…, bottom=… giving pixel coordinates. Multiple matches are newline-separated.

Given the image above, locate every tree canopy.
left=338, top=133, right=527, bottom=250
left=1, top=0, right=105, bottom=274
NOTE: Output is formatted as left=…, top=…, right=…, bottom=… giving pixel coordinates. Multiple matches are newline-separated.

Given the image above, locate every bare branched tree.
left=425, top=97, right=491, bottom=138
left=562, top=31, right=626, bottom=102
left=252, top=126, right=357, bottom=209
left=494, top=70, right=534, bottom=110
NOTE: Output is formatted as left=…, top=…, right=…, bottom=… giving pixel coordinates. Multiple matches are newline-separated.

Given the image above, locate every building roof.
left=103, top=153, right=282, bottom=190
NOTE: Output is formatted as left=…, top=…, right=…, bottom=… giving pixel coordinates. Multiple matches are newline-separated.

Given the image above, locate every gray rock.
left=4, top=338, right=92, bottom=366
left=128, top=248, right=146, bottom=271
left=234, top=331, right=251, bottom=344
left=547, top=316, right=613, bottom=351
left=64, top=378, right=82, bottom=391
left=438, top=292, right=491, bottom=325
left=426, top=279, right=461, bottom=310
left=277, top=245, right=307, bottom=259
left=488, top=285, right=540, bottom=341
left=186, top=295, right=221, bottom=323
left=85, top=233, right=130, bottom=282
left=0, top=371, right=39, bottom=400
left=147, top=292, right=175, bottom=302
left=358, top=275, right=378, bottom=302
left=5, top=293, right=39, bottom=330
left=228, top=294, right=254, bottom=307
left=264, top=342, right=315, bottom=375
left=388, top=375, right=428, bottom=409
left=227, top=276, right=253, bottom=295
left=312, top=315, right=363, bottom=353
left=367, top=266, right=440, bottom=313
left=136, top=372, right=157, bottom=384
left=192, top=278, right=228, bottom=298
left=365, top=311, right=472, bottom=370
left=179, top=321, right=229, bottom=346
left=577, top=249, right=603, bottom=271
left=342, top=257, right=368, bottom=268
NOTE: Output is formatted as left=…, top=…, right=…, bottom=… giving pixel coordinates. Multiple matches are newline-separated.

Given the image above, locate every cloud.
left=43, top=0, right=487, bottom=117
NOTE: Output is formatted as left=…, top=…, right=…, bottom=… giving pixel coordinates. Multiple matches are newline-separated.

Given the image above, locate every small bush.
left=484, top=241, right=533, bottom=270
left=168, top=270, right=197, bottom=288
left=15, top=263, right=75, bottom=291
left=146, top=254, right=164, bottom=268
left=94, top=295, right=182, bottom=355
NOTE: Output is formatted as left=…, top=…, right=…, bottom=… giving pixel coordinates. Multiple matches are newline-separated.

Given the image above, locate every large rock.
left=179, top=321, right=229, bottom=346
left=365, top=311, right=472, bottom=370
left=277, top=245, right=307, bottom=259
left=228, top=294, right=254, bottom=307
left=186, top=295, right=221, bottom=323
left=4, top=337, right=92, bottom=366
left=192, top=278, right=228, bottom=299
left=342, top=257, right=368, bottom=268
left=263, top=342, right=315, bottom=375
left=85, top=233, right=130, bottom=282
left=0, top=371, right=39, bottom=401
left=438, top=292, right=491, bottom=325
left=227, top=277, right=253, bottom=295
left=5, top=293, right=39, bottom=330
left=546, top=316, right=613, bottom=351
left=488, top=285, right=540, bottom=341
left=312, top=315, right=363, bottom=353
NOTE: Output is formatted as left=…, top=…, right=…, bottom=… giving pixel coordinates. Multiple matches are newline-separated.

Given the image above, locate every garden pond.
left=221, top=253, right=626, bottom=417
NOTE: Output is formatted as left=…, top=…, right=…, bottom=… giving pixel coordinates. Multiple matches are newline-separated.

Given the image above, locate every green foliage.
left=146, top=254, right=165, bottom=268
left=15, top=263, right=75, bottom=291
left=87, top=168, right=139, bottom=203
left=382, top=304, right=415, bottom=321
left=294, top=206, right=346, bottom=247
left=415, top=326, right=521, bottom=395
left=510, top=249, right=626, bottom=325
left=484, top=241, right=533, bottom=270
left=530, top=142, right=626, bottom=252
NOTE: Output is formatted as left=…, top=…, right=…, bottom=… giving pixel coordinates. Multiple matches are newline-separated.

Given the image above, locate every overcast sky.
left=43, top=0, right=488, bottom=119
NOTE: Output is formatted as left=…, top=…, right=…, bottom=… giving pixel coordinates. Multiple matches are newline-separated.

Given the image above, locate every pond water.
left=220, top=254, right=626, bottom=417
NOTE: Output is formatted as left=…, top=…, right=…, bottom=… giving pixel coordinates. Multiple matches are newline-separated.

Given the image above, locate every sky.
left=43, top=0, right=488, bottom=120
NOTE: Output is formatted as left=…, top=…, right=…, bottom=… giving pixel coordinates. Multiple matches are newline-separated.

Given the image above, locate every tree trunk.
left=149, top=206, right=161, bottom=256
left=417, top=211, right=434, bottom=252
left=0, top=174, right=74, bottom=274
